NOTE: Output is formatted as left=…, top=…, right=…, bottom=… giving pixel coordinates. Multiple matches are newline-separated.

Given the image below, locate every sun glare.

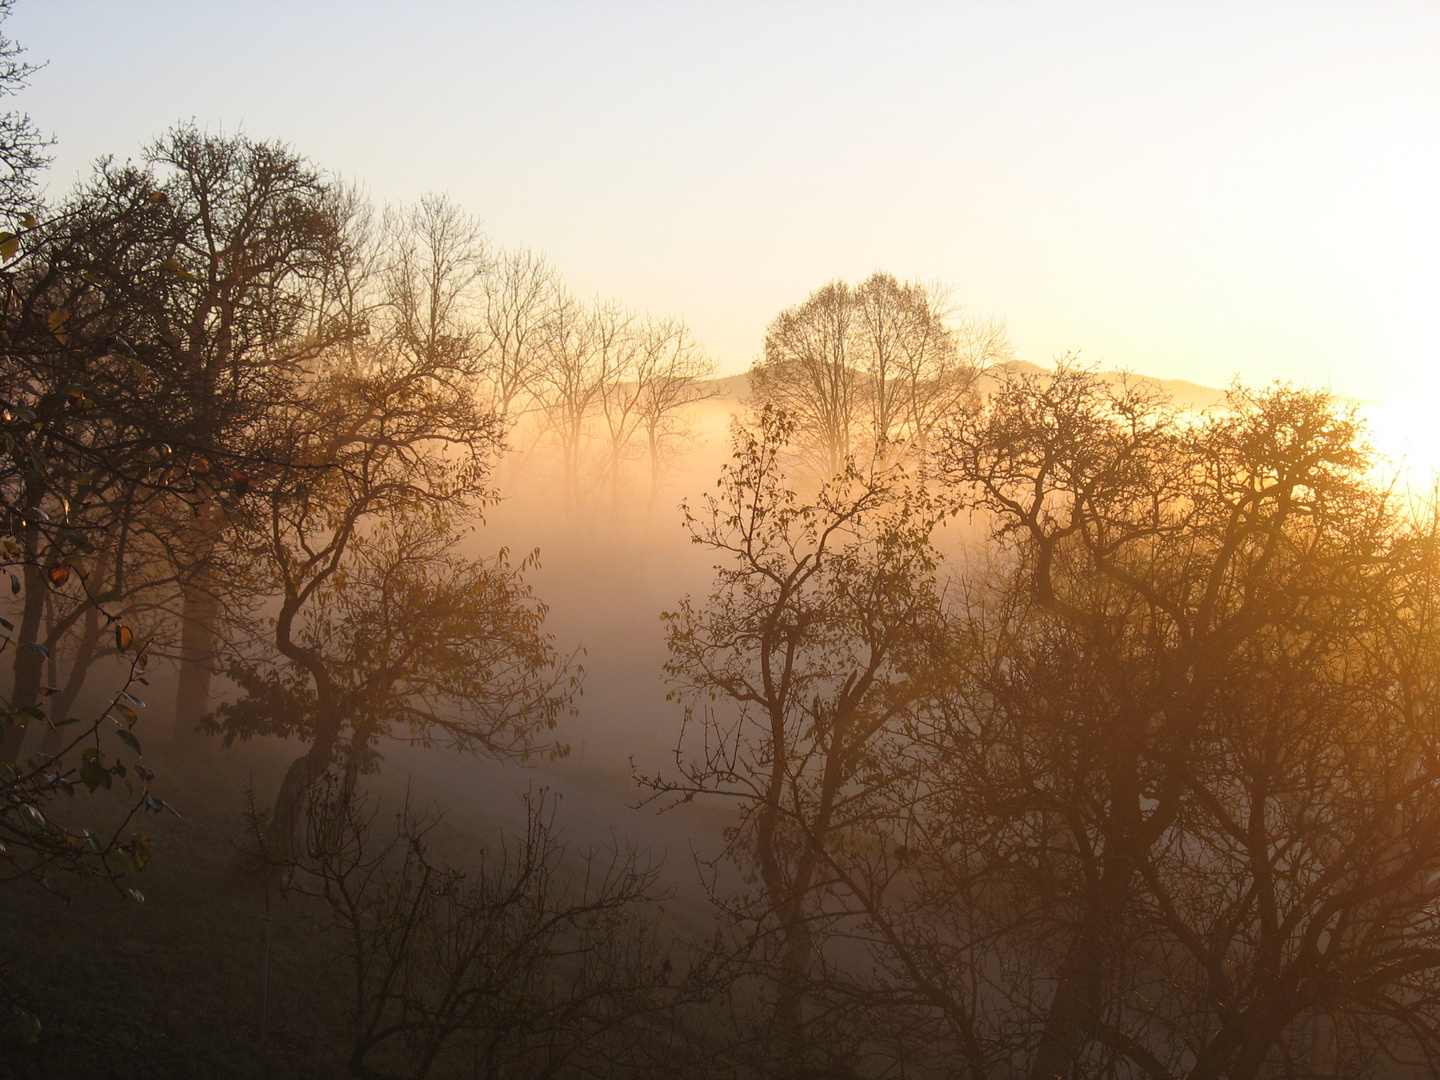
left=1361, top=398, right=1440, bottom=493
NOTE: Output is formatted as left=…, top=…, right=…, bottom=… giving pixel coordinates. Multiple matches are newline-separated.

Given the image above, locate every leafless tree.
left=478, top=246, right=557, bottom=419
left=651, top=406, right=949, bottom=1074
left=631, top=317, right=716, bottom=506
left=923, top=364, right=1440, bottom=1080
left=257, top=776, right=697, bottom=1080
left=382, top=193, right=490, bottom=376
left=750, top=272, right=1007, bottom=479
left=750, top=280, right=861, bottom=480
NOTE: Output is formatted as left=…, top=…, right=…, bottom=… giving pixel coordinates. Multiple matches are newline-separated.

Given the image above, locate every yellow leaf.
left=19, top=213, right=37, bottom=230
left=0, top=234, right=18, bottom=262
left=130, top=833, right=152, bottom=870
left=161, top=257, right=197, bottom=281
left=46, top=565, right=70, bottom=586
left=48, top=308, right=69, bottom=333
left=115, top=624, right=133, bottom=651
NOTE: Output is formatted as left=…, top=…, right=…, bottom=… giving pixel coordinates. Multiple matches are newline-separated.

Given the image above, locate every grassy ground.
left=0, top=737, right=358, bottom=1079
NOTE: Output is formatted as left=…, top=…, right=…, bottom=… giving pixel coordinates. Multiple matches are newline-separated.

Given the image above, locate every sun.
left=1360, top=398, right=1440, bottom=493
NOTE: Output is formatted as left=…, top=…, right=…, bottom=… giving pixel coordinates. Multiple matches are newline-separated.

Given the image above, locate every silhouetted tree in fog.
left=657, top=363, right=1440, bottom=1080
left=257, top=778, right=693, bottom=1080
left=41, top=125, right=356, bottom=750
left=653, top=407, right=948, bottom=1074
left=750, top=272, right=1006, bottom=479
left=209, top=342, right=579, bottom=846
left=922, top=366, right=1440, bottom=1080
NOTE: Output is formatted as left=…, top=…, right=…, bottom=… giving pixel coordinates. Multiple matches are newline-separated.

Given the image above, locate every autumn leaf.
left=48, top=308, right=69, bottom=344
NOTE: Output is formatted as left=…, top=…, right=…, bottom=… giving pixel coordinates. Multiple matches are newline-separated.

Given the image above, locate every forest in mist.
left=7, top=6, right=1440, bottom=1080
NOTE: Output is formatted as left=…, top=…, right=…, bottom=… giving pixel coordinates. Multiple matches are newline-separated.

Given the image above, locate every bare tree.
left=479, top=246, right=557, bottom=419
left=382, top=193, right=490, bottom=375
left=210, top=342, right=577, bottom=845
left=856, top=273, right=1007, bottom=454
left=632, top=317, right=716, bottom=507
left=750, top=280, right=860, bottom=480
left=590, top=301, right=647, bottom=505
left=925, top=364, right=1440, bottom=1080
left=257, top=777, right=694, bottom=1080
left=651, top=406, right=948, bottom=1073
left=750, top=272, right=1005, bottom=479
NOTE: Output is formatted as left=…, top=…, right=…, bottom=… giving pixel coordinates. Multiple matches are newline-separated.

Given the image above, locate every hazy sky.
left=11, top=2, right=1439, bottom=408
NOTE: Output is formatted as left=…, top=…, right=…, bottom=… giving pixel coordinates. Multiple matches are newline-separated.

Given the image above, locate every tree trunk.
left=1028, top=849, right=1136, bottom=1080
left=38, top=601, right=104, bottom=758
left=267, top=711, right=344, bottom=858
left=2, top=536, right=47, bottom=762
left=172, top=578, right=220, bottom=748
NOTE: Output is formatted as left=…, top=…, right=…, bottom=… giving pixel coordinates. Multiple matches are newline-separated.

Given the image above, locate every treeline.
left=0, top=62, right=712, bottom=1073
left=0, top=120, right=722, bottom=784
left=0, top=109, right=706, bottom=1069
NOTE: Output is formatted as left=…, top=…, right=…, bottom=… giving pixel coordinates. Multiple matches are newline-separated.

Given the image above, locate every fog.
left=6, top=7, right=1440, bottom=1080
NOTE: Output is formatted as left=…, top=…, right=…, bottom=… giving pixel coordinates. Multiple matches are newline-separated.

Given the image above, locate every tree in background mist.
left=750, top=271, right=1009, bottom=479
left=333, top=190, right=719, bottom=524
left=528, top=291, right=715, bottom=521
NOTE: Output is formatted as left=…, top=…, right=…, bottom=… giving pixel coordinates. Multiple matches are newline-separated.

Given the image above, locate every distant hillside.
left=704, top=363, right=1229, bottom=412
left=974, top=361, right=1229, bottom=411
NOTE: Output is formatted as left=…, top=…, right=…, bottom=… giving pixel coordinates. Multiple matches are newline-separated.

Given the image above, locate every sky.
left=9, top=2, right=1439, bottom=425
